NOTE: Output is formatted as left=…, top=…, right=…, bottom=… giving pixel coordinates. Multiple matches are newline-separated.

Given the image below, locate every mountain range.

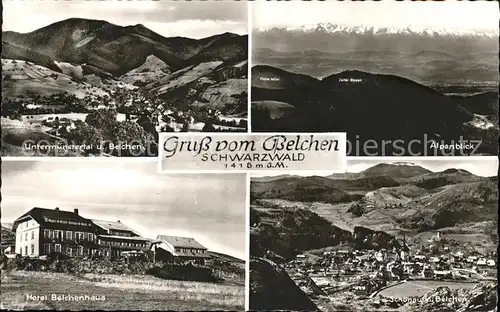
left=2, top=18, right=248, bottom=115
left=251, top=65, right=498, bottom=155
left=254, top=23, right=498, bottom=54
left=250, top=162, right=497, bottom=310
left=259, top=22, right=498, bottom=37
left=251, top=162, right=497, bottom=235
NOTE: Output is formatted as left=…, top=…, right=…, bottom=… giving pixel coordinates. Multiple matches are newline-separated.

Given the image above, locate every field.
left=252, top=55, right=499, bottom=93
left=257, top=198, right=388, bottom=233
left=378, top=280, right=478, bottom=298
left=0, top=271, right=244, bottom=311
left=2, top=59, right=108, bottom=99
left=153, top=61, right=223, bottom=94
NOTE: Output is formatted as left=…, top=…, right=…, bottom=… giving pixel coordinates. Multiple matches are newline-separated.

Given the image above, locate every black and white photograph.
left=1, top=1, right=248, bottom=157
left=249, top=158, right=498, bottom=311
left=0, top=160, right=246, bottom=310
left=251, top=1, right=499, bottom=156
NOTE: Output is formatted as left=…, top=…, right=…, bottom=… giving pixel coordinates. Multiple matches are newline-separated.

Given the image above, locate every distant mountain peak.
left=442, top=168, right=472, bottom=175
left=258, top=22, right=497, bottom=38
left=390, top=162, right=418, bottom=167
left=361, top=162, right=432, bottom=178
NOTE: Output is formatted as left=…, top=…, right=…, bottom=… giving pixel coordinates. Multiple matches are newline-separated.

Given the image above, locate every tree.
left=180, top=123, right=189, bottom=132
left=108, top=121, right=156, bottom=156
left=348, top=203, right=365, bottom=217
left=238, top=119, right=248, bottom=129
left=161, top=125, right=175, bottom=132
left=59, top=126, right=68, bottom=136
left=202, top=122, right=216, bottom=132
left=136, top=115, right=158, bottom=141
left=65, top=121, right=103, bottom=155
left=85, top=109, right=118, bottom=138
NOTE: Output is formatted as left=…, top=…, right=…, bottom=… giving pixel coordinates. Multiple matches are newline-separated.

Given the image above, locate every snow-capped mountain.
left=258, top=22, right=498, bottom=38
left=389, top=162, right=419, bottom=167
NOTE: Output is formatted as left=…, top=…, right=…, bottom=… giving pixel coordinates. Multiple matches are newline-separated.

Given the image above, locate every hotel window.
left=55, top=230, right=63, bottom=241
left=66, top=247, right=72, bottom=256
left=31, top=244, right=35, bottom=254
left=83, top=232, right=88, bottom=240
left=44, top=244, right=50, bottom=254
left=44, top=229, right=50, bottom=239
left=25, top=233, right=28, bottom=241
left=89, top=233, right=94, bottom=241
left=24, top=246, right=28, bottom=255
left=31, top=231, right=35, bottom=240
left=78, top=246, right=83, bottom=256
left=55, top=244, right=61, bottom=253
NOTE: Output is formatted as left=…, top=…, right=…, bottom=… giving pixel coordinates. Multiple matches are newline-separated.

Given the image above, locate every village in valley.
left=1, top=1, right=249, bottom=156
left=1, top=58, right=248, bottom=157
left=286, top=230, right=497, bottom=310
left=249, top=160, right=498, bottom=312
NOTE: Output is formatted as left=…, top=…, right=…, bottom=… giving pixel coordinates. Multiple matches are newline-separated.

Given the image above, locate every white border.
left=345, top=156, right=498, bottom=161
left=247, top=0, right=252, bottom=133
left=244, top=172, right=250, bottom=312
left=2, top=156, right=497, bottom=162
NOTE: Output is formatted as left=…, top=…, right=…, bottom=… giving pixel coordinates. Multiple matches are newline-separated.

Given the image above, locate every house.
left=91, top=219, right=151, bottom=258
left=429, top=257, right=440, bottom=263
left=12, top=207, right=150, bottom=260
left=13, top=207, right=101, bottom=257
left=467, top=256, right=479, bottom=263
left=476, top=258, right=487, bottom=266
left=151, top=235, right=211, bottom=265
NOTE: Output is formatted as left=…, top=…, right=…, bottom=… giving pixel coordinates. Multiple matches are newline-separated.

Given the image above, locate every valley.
left=251, top=64, right=498, bottom=156
left=1, top=18, right=248, bottom=156
left=249, top=161, right=498, bottom=312
left=251, top=22, right=499, bottom=156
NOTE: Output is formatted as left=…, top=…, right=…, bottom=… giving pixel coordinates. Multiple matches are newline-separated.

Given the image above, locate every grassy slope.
left=2, top=59, right=108, bottom=99
left=1, top=271, right=244, bottom=311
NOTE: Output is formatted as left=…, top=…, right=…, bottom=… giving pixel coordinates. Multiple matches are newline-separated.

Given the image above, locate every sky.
left=1, top=160, right=246, bottom=260
left=252, top=157, right=498, bottom=178
left=2, top=1, right=248, bottom=39
left=253, top=1, right=499, bottom=33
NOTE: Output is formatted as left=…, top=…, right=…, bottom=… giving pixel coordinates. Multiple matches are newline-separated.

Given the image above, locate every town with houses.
left=285, top=231, right=497, bottom=308
left=3, top=207, right=219, bottom=265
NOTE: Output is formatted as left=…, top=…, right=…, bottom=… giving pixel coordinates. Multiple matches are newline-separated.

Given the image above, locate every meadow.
left=378, top=280, right=478, bottom=298
left=1, top=271, right=244, bottom=311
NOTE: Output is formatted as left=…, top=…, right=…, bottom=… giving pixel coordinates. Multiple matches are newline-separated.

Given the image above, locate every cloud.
left=253, top=1, right=498, bottom=33
left=145, top=20, right=247, bottom=39
left=2, top=1, right=247, bottom=38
